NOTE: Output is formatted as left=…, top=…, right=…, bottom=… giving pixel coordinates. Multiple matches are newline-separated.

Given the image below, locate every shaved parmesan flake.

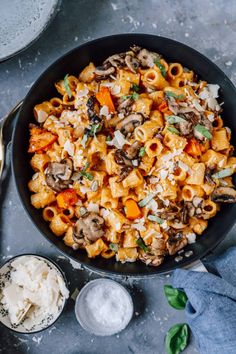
left=198, top=88, right=209, bottom=100
left=132, top=222, right=146, bottom=232
left=80, top=186, right=89, bottom=194
left=100, top=208, right=110, bottom=218
left=207, top=84, right=220, bottom=98
left=192, top=98, right=204, bottom=112
left=178, top=161, right=189, bottom=172
left=100, top=105, right=109, bottom=117
left=207, top=113, right=215, bottom=122
left=64, top=140, right=75, bottom=156
left=87, top=202, right=99, bottom=213
left=160, top=170, right=168, bottom=180
left=106, top=130, right=129, bottom=149
left=77, top=87, right=89, bottom=97
left=111, top=85, right=121, bottom=95
left=186, top=232, right=196, bottom=244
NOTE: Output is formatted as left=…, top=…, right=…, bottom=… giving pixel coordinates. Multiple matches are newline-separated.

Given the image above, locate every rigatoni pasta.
left=28, top=45, right=236, bottom=267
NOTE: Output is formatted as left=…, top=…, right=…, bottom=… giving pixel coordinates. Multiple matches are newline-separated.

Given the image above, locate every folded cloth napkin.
left=172, top=247, right=236, bottom=354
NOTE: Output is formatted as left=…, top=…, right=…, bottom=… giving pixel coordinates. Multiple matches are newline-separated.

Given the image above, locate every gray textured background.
left=0, top=1, right=236, bottom=353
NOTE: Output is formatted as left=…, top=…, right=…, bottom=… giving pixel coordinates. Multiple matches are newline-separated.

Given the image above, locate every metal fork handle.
left=0, top=100, right=23, bottom=180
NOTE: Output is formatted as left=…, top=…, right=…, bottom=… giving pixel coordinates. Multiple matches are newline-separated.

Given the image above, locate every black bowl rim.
left=0, top=253, right=68, bottom=334
left=12, top=33, right=236, bottom=277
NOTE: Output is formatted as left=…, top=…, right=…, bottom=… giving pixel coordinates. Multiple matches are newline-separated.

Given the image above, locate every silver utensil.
left=0, top=101, right=23, bottom=181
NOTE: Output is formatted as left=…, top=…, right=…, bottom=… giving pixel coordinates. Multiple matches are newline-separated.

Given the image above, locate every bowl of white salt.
left=75, top=278, right=133, bottom=336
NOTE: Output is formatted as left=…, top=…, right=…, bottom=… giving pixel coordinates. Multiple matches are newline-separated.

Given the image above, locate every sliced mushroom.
left=180, top=205, right=189, bottom=224
left=123, top=141, right=142, bottom=160
left=178, top=120, right=193, bottom=136
left=86, top=96, right=101, bottom=123
left=139, top=249, right=164, bottom=267
left=125, top=54, right=139, bottom=73
left=185, top=202, right=196, bottom=217
left=117, top=97, right=134, bottom=114
left=205, top=168, right=215, bottom=185
left=137, top=48, right=161, bottom=68
left=94, top=66, right=115, bottom=79
left=45, top=158, right=73, bottom=192
left=211, top=187, right=236, bottom=203
left=104, top=53, right=125, bottom=68
left=116, top=113, right=144, bottom=135
left=166, top=232, right=188, bottom=256
left=73, top=212, right=105, bottom=243
left=114, top=149, right=132, bottom=166
left=169, top=219, right=186, bottom=230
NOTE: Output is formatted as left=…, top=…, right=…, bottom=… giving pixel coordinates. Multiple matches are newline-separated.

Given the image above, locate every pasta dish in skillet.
left=28, top=46, right=236, bottom=266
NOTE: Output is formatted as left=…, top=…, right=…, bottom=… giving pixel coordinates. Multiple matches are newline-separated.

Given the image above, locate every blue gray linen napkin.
left=172, top=247, right=236, bottom=354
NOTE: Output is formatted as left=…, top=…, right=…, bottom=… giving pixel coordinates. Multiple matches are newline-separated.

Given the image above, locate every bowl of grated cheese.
left=0, top=254, right=69, bottom=333
left=75, top=278, right=133, bottom=336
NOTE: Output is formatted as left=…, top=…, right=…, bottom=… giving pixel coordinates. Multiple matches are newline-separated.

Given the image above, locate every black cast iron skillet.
left=12, top=34, right=236, bottom=277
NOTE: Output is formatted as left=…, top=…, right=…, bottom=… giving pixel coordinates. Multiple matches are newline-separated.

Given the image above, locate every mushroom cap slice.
left=45, top=158, right=73, bottom=192
left=116, top=113, right=144, bottom=135
left=94, top=66, right=115, bottom=78
left=73, top=212, right=105, bottom=243
left=211, top=187, right=236, bottom=203
left=125, top=54, right=139, bottom=73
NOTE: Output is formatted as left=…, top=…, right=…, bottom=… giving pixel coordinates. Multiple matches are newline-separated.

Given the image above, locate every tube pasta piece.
left=134, top=121, right=159, bottom=142
left=31, top=190, right=56, bottom=209
left=27, top=46, right=236, bottom=267
left=49, top=214, right=70, bottom=237
left=122, top=169, right=144, bottom=189
left=202, top=200, right=218, bottom=219
left=167, top=63, right=183, bottom=79
left=211, top=128, right=230, bottom=151
left=85, top=238, right=108, bottom=258
left=145, top=138, right=163, bottom=158
left=132, top=97, right=153, bottom=116
left=43, top=206, right=58, bottom=222
left=186, top=163, right=205, bottom=185
left=116, top=247, right=138, bottom=263
left=142, top=68, right=168, bottom=89
left=182, top=185, right=205, bottom=201
left=63, top=226, right=75, bottom=247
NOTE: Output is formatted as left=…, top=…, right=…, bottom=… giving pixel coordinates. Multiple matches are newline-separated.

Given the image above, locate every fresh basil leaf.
left=211, top=167, right=234, bottom=179
left=139, top=146, right=146, bottom=157
left=166, top=91, right=185, bottom=100
left=122, top=92, right=139, bottom=101
left=194, top=124, right=212, bottom=140
left=138, top=193, right=156, bottom=207
left=63, top=74, right=72, bottom=98
left=166, top=115, right=186, bottom=124
left=109, top=243, right=119, bottom=252
left=90, top=123, right=101, bottom=137
left=154, top=60, right=166, bottom=77
left=106, top=135, right=112, bottom=141
left=147, top=214, right=164, bottom=224
left=131, top=83, right=140, bottom=92
left=136, top=238, right=149, bottom=252
left=164, top=285, right=188, bottom=310
left=80, top=171, right=94, bottom=181
left=167, top=126, right=180, bottom=135
left=165, top=323, right=189, bottom=354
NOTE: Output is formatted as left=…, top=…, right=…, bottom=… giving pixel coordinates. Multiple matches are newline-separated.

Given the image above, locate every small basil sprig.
left=166, top=115, right=186, bottom=124
left=138, top=193, right=156, bottom=207
left=147, top=214, right=164, bottom=224
left=164, top=285, right=188, bottom=310
left=131, top=83, right=140, bottom=92
left=139, top=146, right=146, bottom=157
left=136, top=238, right=149, bottom=253
left=211, top=167, right=234, bottom=179
left=109, top=243, right=119, bottom=252
left=165, top=323, right=189, bottom=354
left=167, top=126, right=180, bottom=135
left=122, top=92, right=139, bottom=101
left=79, top=162, right=94, bottom=181
left=154, top=59, right=166, bottom=77
left=194, top=124, right=212, bottom=140
left=63, top=74, right=72, bottom=98
left=166, top=91, right=185, bottom=100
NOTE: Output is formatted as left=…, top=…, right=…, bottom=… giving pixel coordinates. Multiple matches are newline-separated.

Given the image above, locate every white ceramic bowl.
left=0, top=254, right=68, bottom=334
left=75, top=278, right=133, bottom=336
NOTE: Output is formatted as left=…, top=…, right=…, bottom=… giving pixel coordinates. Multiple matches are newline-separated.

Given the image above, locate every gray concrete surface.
left=0, top=1, right=236, bottom=353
